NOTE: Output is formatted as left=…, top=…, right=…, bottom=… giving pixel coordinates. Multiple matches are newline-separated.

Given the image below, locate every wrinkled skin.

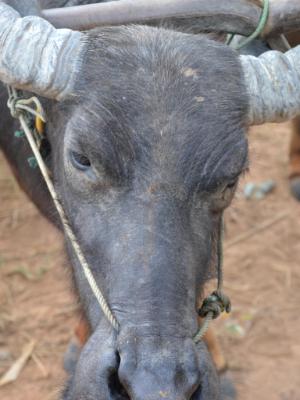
left=0, top=1, right=249, bottom=399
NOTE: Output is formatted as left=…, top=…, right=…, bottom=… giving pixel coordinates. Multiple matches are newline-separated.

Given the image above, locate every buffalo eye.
left=210, top=179, right=238, bottom=212
left=70, top=151, right=91, bottom=171
left=221, top=179, right=238, bottom=200
left=224, top=180, right=237, bottom=191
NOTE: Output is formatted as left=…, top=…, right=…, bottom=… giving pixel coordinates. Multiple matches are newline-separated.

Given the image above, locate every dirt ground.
left=0, top=121, right=299, bottom=400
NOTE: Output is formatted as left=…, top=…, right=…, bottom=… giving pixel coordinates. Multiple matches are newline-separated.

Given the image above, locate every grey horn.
left=0, top=3, right=84, bottom=100
left=241, top=47, right=300, bottom=125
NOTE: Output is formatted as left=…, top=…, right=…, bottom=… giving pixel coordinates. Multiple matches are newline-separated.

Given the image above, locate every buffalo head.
left=0, top=2, right=299, bottom=399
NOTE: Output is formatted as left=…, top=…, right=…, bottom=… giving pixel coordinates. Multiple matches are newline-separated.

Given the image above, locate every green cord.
left=226, top=33, right=235, bottom=46
left=227, top=0, right=269, bottom=50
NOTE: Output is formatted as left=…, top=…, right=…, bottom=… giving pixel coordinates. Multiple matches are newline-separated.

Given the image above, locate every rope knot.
left=7, top=95, right=21, bottom=118
left=7, top=86, right=46, bottom=122
left=198, top=290, right=231, bottom=320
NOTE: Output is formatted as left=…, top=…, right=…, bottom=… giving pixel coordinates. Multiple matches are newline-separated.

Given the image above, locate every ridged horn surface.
left=241, top=47, right=300, bottom=125
left=0, top=3, right=84, bottom=100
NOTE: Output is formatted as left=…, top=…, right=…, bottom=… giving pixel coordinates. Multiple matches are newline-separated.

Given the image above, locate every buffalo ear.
left=0, top=2, right=84, bottom=100
left=240, top=46, right=300, bottom=125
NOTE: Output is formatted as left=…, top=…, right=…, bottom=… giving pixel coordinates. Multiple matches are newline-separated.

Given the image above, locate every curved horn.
left=0, top=3, right=84, bottom=100
left=240, top=47, right=300, bottom=125
left=42, top=0, right=262, bottom=36
left=42, top=0, right=300, bottom=38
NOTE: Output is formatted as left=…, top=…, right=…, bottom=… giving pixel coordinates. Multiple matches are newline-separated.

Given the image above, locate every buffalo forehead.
left=70, top=26, right=248, bottom=191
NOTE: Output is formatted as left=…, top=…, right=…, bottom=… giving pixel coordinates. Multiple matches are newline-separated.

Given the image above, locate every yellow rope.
left=7, top=88, right=119, bottom=331
left=19, top=113, right=119, bottom=330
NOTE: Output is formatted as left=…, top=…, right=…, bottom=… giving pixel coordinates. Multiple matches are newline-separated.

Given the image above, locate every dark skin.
left=0, top=2, right=249, bottom=399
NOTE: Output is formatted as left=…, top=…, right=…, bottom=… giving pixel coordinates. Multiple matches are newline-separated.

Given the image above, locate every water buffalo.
left=1, top=1, right=300, bottom=399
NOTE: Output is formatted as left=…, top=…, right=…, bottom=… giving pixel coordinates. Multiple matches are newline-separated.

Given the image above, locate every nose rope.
left=194, top=217, right=231, bottom=342
left=7, top=86, right=119, bottom=332
left=6, top=86, right=231, bottom=342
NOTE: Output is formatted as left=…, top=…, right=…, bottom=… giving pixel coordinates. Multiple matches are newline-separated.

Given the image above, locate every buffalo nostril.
left=108, top=352, right=130, bottom=399
left=108, top=370, right=130, bottom=399
left=191, top=384, right=202, bottom=400
left=186, top=376, right=202, bottom=400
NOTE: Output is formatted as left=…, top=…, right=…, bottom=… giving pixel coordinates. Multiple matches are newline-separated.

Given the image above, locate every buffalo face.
left=45, top=27, right=248, bottom=399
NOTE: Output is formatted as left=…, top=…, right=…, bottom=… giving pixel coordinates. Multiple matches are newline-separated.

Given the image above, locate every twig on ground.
left=0, top=340, right=36, bottom=387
